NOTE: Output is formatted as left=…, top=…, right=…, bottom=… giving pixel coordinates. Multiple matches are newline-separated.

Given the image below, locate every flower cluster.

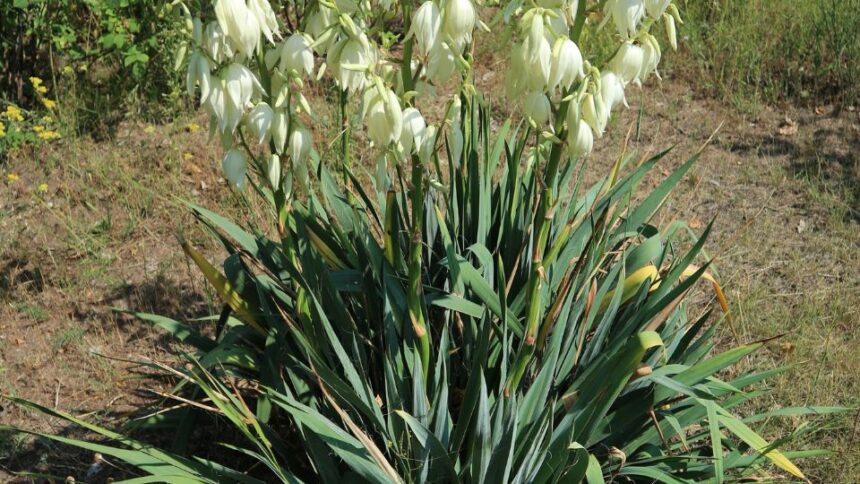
left=182, top=0, right=680, bottom=188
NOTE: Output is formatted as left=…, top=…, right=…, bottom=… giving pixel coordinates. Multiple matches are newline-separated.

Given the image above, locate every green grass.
left=671, top=0, right=860, bottom=110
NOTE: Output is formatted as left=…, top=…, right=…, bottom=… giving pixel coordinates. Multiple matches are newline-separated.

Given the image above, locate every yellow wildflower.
left=41, top=115, right=53, bottom=123
left=62, top=65, right=74, bottom=75
left=29, top=77, right=43, bottom=87
left=144, top=125, right=156, bottom=134
left=38, top=183, right=49, bottom=193
left=4, top=105, right=24, bottom=122
left=183, top=152, right=194, bottom=161
left=0, top=121, right=5, bottom=138
left=42, top=99, right=56, bottom=110
left=187, top=122, right=201, bottom=133
left=38, top=130, right=61, bottom=140
left=33, top=125, right=45, bottom=133
left=7, top=173, right=19, bottom=182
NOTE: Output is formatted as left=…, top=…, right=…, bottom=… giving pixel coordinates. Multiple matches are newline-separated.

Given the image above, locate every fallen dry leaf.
left=777, top=116, right=798, bottom=136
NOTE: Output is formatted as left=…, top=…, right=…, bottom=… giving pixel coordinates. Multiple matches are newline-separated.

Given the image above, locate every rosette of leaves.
left=4, top=98, right=841, bottom=483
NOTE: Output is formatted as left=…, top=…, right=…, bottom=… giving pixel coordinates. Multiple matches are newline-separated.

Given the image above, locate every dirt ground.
left=1, top=73, right=858, bottom=481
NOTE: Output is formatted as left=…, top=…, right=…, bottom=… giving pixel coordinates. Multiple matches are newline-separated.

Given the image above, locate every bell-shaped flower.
left=248, top=0, right=279, bottom=43
left=400, top=107, right=427, bottom=154
left=280, top=33, right=314, bottom=78
left=601, top=71, right=628, bottom=112
left=442, top=0, right=476, bottom=50
left=639, top=35, right=662, bottom=82
left=610, top=41, right=645, bottom=85
left=418, top=125, right=438, bottom=164
left=425, top=41, right=457, bottom=84
left=271, top=109, right=289, bottom=154
left=412, top=1, right=442, bottom=56
left=307, top=5, right=337, bottom=54
left=204, top=22, right=232, bottom=63
left=328, top=33, right=375, bottom=93
left=222, top=148, right=247, bottom=188
left=214, top=0, right=261, bottom=58
left=523, top=91, right=551, bottom=125
left=365, top=87, right=403, bottom=146
left=288, top=125, right=313, bottom=165
left=246, top=102, right=274, bottom=144
left=267, top=154, right=281, bottom=189
left=224, top=63, right=262, bottom=113
left=609, top=0, right=645, bottom=39
left=549, top=38, right=584, bottom=92
left=644, top=0, right=670, bottom=19
left=523, top=12, right=552, bottom=90
left=567, top=119, right=594, bottom=158
left=186, top=52, right=212, bottom=104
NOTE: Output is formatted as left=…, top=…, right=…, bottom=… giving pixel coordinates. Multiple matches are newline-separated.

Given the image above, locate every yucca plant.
left=6, top=98, right=841, bottom=483
left=3, top=0, right=844, bottom=482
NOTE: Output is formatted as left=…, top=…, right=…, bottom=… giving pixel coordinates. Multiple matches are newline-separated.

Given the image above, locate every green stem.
left=408, top=154, right=430, bottom=382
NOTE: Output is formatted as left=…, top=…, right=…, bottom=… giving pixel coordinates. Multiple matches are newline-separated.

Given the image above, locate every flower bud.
left=663, top=13, right=677, bottom=50
left=289, top=125, right=313, bottom=165
left=523, top=91, right=551, bottom=125
left=400, top=107, right=427, bottom=154
left=549, top=38, right=584, bottom=92
left=582, top=92, right=607, bottom=137
left=412, top=1, right=442, bottom=56
left=639, top=35, right=662, bottom=81
left=280, top=33, right=314, bottom=78
left=567, top=119, right=594, bottom=158
left=610, top=0, right=645, bottom=39
left=222, top=148, right=247, bottom=188
left=610, top=41, right=645, bottom=85
left=443, top=0, right=476, bottom=50
left=365, top=88, right=403, bottom=146
left=272, top=109, right=289, bottom=153
left=267, top=154, right=281, bottom=188
left=246, top=102, right=274, bottom=144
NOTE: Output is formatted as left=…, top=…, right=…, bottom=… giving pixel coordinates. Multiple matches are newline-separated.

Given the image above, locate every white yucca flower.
left=328, top=33, right=375, bottom=93
left=280, top=33, right=314, bottom=78
left=224, top=63, right=262, bottom=112
left=214, top=0, right=261, bottom=58
left=600, top=71, right=628, bottom=114
left=248, top=0, right=280, bottom=43
left=610, top=41, right=645, bottom=85
left=186, top=52, right=212, bottom=104
left=365, top=87, right=403, bottom=146
left=442, top=0, right=476, bottom=50
left=288, top=126, right=313, bottom=165
left=222, top=148, right=247, bottom=188
left=400, top=107, right=427, bottom=154
left=247, top=102, right=274, bottom=144
left=418, top=125, right=438, bottom=164
left=548, top=37, right=584, bottom=91
left=644, top=0, right=671, bottom=19
left=425, top=42, right=457, bottom=84
left=639, top=34, right=662, bottom=81
left=568, top=119, right=594, bottom=158
left=412, top=1, right=442, bottom=56
left=307, top=5, right=337, bottom=54
left=609, top=0, right=646, bottom=39
left=204, top=22, right=233, bottom=62
left=523, top=91, right=551, bottom=125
